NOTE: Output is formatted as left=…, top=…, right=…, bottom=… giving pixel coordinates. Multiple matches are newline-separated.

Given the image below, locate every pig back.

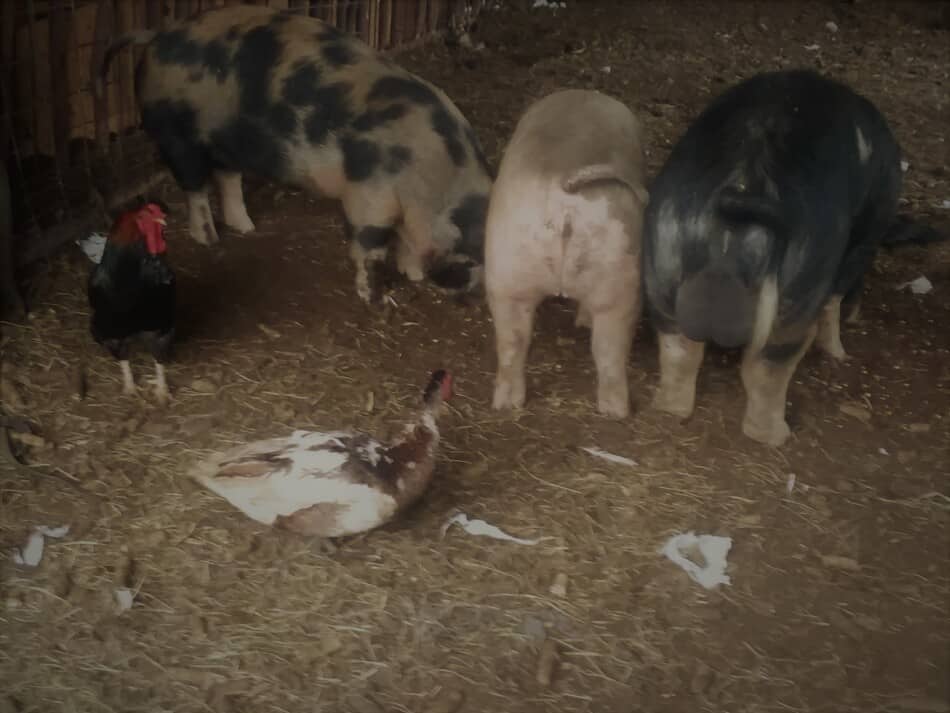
left=496, top=89, right=646, bottom=195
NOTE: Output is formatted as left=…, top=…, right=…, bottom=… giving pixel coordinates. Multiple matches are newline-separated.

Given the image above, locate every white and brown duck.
left=188, top=370, right=453, bottom=537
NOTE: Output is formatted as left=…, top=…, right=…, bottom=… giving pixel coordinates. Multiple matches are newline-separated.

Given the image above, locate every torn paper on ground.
left=11, top=525, right=71, bottom=567
left=441, top=513, right=540, bottom=545
left=898, top=276, right=933, bottom=295
left=581, top=447, right=638, bottom=467
left=661, top=532, right=732, bottom=589
left=115, top=588, right=135, bottom=612
left=76, top=232, right=108, bottom=264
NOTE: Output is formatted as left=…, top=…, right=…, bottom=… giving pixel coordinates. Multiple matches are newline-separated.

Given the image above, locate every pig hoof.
left=597, top=397, right=629, bottom=419
left=191, top=222, right=219, bottom=246
left=651, top=390, right=694, bottom=419
left=399, top=262, right=425, bottom=282
left=225, top=213, right=255, bottom=234
left=742, top=416, right=791, bottom=447
left=492, top=380, right=525, bottom=411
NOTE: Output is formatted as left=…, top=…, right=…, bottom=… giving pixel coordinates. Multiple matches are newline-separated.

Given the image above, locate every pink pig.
left=485, top=89, right=649, bottom=418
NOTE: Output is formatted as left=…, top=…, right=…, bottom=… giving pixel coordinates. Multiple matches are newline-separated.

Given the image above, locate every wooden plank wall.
left=3, top=0, right=485, bottom=162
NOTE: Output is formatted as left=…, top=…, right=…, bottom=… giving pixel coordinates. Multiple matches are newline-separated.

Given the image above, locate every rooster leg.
left=119, top=360, right=136, bottom=395
left=187, top=190, right=219, bottom=245
left=215, top=171, right=255, bottom=234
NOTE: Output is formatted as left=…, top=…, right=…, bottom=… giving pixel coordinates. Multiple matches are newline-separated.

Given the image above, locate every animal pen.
left=0, top=0, right=484, bottom=281
left=1, top=2, right=948, bottom=711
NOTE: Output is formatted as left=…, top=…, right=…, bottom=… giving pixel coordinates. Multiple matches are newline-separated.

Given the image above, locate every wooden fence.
left=0, top=0, right=485, bottom=273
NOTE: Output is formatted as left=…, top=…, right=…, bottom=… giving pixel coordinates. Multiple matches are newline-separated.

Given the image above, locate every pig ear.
left=634, top=186, right=650, bottom=207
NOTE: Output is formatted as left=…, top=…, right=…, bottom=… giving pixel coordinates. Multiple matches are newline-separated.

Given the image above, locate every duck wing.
left=189, top=430, right=400, bottom=536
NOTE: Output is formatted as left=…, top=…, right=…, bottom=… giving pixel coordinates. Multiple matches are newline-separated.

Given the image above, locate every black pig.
left=643, top=70, right=903, bottom=446
left=99, top=6, right=492, bottom=303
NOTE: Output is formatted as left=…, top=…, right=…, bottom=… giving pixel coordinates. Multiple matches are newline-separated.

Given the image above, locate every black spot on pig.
left=355, top=226, right=397, bottom=249
left=141, top=100, right=211, bottom=191
left=317, top=25, right=345, bottom=43
left=282, top=61, right=323, bottom=106
left=154, top=30, right=202, bottom=66
left=450, top=193, right=488, bottom=259
left=235, top=25, right=282, bottom=116
left=226, top=26, right=240, bottom=42
left=209, top=117, right=287, bottom=181
left=352, top=104, right=408, bottom=132
left=153, top=30, right=232, bottom=82
left=203, top=40, right=231, bottom=81
left=340, top=136, right=381, bottom=181
left=322, top=42, right=356, bottom=67
left=431, top=107, right=466, bottom=166
left=267, top=102, right=297, bottom=137
left=465, top=124, right=492, bottom=177
left=303, top=84, right=353, bottom=145
left=368, top=76, right=440, bottom=106
left=384, top=145, right=412, bottom=174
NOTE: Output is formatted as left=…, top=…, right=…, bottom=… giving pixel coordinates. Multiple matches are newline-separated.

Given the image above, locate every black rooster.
left=88, top=202, right=175, bottom=404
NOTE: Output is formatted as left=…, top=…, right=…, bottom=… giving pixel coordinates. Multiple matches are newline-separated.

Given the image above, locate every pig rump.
left=643, top=69, right=903, bottom=446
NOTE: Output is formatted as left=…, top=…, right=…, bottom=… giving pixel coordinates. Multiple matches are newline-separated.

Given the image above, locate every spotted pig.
left=99, top=5, right=492, bottom=302
left=643, top=69, right=902, bottom=446
left=486, top=90, right=648, bottom=418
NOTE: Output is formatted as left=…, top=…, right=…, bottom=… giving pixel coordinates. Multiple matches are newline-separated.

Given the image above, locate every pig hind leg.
left=587, top=298, right=637, bottom=418
left=490, top=294, right=542, bottom=411
left=215, top=171, right=255, bottom=234
left=741, top=325, right=817, bottom=447
left=816, top=294, right=848, bottom=361
left=652, top=331, right=705, bottom=419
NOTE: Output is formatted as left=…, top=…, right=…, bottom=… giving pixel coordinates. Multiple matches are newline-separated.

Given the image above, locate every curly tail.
left=881, top=215, right=946, bottom=247
left=561, top=163, right=650, bottom=206
left=95, top=30, right=157, bottom=99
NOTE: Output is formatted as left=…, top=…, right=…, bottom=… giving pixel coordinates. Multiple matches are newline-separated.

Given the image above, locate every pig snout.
left=675, top=269, right=756, bottom=348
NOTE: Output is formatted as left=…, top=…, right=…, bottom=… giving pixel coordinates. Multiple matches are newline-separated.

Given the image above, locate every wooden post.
left=91, top=0, right=115, bottom=151
left=0, top=0, right=14, bottom=164
left=48, top=2, right=71, bottom=170
left=415, top=0, right=428, bottom=41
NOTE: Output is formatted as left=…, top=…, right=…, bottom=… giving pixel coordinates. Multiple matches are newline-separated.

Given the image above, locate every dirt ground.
left=2, top=2, right=949, bottom=712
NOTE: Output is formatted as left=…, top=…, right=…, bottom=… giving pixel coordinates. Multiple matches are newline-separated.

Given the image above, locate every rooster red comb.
left=138, top=203, right=167, bottom=223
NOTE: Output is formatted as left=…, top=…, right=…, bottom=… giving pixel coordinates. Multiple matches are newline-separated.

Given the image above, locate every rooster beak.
left=154, top=218, right=167, bottom=226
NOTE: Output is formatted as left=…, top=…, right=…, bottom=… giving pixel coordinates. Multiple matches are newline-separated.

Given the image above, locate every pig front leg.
left=740, top=324, right=817, bottom=447
left=587, top=299, right=637, bottom=418
left=652, top=331, right=705, bottom=418
left=395, top=238, right=426, bottom=282
left=344, top=191, right=400, bottom=304
left=215, top=171, right=255, bottom=234
left=187, top=190, right=220, bottom=245
left=489, top=294, right=540, bottom=411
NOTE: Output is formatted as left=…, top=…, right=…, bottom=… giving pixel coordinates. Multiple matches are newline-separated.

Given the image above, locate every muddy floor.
left=2, top=2, right=949, bottom=712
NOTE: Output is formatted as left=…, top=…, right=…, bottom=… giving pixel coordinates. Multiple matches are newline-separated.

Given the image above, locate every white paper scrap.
left=898, top=276, right=933, bottom=295
left=11, top=525, right=70, bottom=567
left=581, top=447, right=638, bottom=467
left=76, top=232, right=108, bottom=264
left=114, top=588, right=135, bottom=612
left=661, top=532, right=732, bottom=589
left=441, top=513, right=540, bottom=546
